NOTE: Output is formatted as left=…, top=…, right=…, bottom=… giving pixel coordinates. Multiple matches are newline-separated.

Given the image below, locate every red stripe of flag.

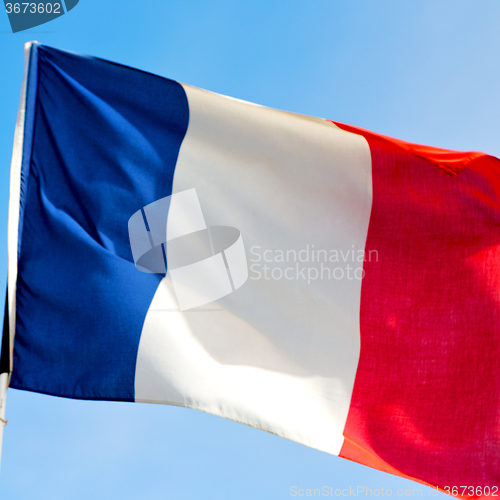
left=333, top=121, right=500, bottom=497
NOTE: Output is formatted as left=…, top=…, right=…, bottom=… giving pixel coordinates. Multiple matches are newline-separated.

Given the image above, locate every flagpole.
left=0, top=372, right=8, bottom=466
left=0, top=41, right=36, bottom=468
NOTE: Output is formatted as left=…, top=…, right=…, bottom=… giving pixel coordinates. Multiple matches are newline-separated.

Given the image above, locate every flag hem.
left=6, top=41, right=39, bottom=377
left=135, top=396, right=343, bottom=455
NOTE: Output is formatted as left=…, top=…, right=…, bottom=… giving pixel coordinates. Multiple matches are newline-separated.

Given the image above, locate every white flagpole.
left=0, top=41, right=36, bottom=467
left=0, top=372, right=9, bottom=461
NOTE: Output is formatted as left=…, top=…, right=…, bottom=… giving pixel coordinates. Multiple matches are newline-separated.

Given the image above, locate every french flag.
left=1, top=42, right=499, bottom=494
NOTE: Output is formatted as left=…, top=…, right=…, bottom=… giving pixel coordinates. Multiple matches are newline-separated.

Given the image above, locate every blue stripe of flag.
left=10, top=44, right=189, bottom=401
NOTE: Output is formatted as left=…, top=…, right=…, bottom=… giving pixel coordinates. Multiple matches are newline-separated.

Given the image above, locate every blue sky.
left=0, top=1, right=499, bottom=499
